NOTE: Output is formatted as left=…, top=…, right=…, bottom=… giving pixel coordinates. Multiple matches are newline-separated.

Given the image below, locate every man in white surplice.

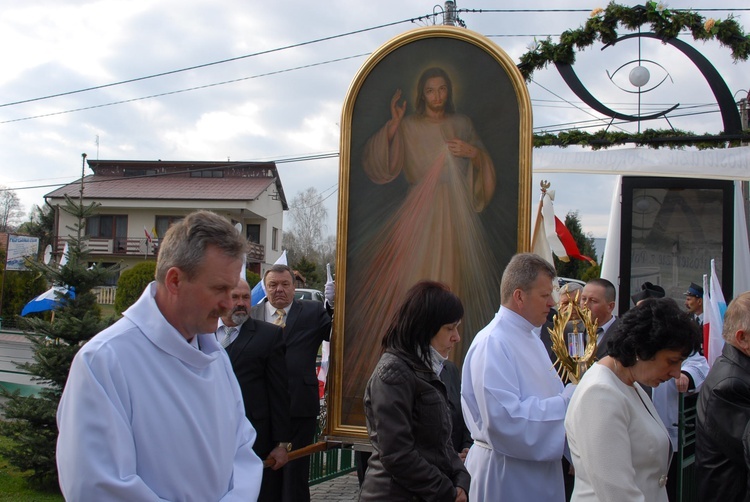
left=461, top=253, right=576, bottom=502
left=57, top=211, right=263, bottom=501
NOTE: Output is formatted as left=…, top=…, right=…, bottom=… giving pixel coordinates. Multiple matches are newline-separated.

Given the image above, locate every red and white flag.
left=704, top=259, right=727, bottom=367
left=316, top=263, right=333, bottom=399
left=531, top=186, right=596, bottom=266
left=143, top=226, right=153, bottom=243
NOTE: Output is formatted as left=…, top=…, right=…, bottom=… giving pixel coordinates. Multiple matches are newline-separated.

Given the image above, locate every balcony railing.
left=55, top=237, right=265, bottom=262
left=94, top=286, right=117, bottom=305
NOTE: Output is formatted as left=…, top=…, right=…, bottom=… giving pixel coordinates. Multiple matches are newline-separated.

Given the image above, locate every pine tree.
left=294, top=256, right=321, bottom=289
left=0, top=194, right=118, bottom=487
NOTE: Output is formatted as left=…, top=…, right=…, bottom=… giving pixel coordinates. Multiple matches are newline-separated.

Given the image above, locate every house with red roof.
left=44, top=159, right=288, bottom=286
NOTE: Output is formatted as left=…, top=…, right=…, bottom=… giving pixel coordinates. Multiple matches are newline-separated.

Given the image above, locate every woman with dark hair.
left=359, top=281, right=470, bottom=502
left=564, top=297, right=702, bottom=502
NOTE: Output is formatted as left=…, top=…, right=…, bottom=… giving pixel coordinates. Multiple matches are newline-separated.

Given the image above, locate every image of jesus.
left=342, top=67, right=500, bottom=423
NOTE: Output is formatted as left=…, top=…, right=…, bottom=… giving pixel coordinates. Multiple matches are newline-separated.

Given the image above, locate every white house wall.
left=49, top=194, right=286, bottom=269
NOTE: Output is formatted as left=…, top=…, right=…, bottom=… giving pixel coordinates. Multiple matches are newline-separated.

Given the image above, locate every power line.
left=288, top=183, right=340, bottom=211
left=532, top=102, right=721, bottom=116
left=1, top=154, right=342, bottom=193
left=531, top=79, right=631, bottom=133
left=0, top=17, right=432, bottom=109
left=0, top=53, right=370, bottom=125
left=1, top=9, right=745, bottom=125
left=3, top=100, right=731, bottom=195
left=462, top=7, right=750, bottom=13
left=4, top=7, right=746, bottom=112
left=536, top=108, right=722, bottom=133
left=486, top=30, right=717, bottom=38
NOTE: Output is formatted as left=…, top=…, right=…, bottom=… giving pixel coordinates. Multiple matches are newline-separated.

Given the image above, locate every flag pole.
left=530, top=180, right=549, bottom=252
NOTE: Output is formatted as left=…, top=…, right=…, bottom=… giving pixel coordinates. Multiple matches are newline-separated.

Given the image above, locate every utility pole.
left=443, top=1, right=457, bottom=25
left=440, top=1, right=465, bottom=27
left=79, top=153, right=87, bottom=243
left=741, top=92, right=750, bottom=240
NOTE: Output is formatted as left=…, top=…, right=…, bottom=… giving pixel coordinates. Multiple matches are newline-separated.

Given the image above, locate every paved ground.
left=310, top=471, right=360, bottom=501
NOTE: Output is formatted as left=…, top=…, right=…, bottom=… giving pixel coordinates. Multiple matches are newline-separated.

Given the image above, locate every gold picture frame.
left=328, top=26, right=532, bottom=439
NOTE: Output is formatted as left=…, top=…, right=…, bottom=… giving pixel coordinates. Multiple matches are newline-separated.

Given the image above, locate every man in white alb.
left=57, top=211, right=262, bottom=501
left=462, top=253, right=576, bottom=502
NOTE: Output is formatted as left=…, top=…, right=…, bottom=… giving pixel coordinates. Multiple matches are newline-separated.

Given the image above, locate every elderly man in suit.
left=251, top=264, right=332, bottom=502
left=580, top=278, right=619, bottom=359
left=218, top=279, right=291, bottom=502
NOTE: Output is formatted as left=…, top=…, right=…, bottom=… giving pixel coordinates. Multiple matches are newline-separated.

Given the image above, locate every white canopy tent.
left=532, top=146, right=750, bottom=299
left=533, top=146, right=750, bottom=181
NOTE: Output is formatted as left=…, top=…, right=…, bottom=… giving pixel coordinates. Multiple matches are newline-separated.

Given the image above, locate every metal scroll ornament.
left=548, top=296, right=599, bottom=384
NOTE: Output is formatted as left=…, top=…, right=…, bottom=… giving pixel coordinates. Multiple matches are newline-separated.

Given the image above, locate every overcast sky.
left=1, top=0, right=748, bottom=239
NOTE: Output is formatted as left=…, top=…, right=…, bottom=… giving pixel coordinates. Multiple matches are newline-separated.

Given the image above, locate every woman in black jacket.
left=359, top=281, right=470, bottom=502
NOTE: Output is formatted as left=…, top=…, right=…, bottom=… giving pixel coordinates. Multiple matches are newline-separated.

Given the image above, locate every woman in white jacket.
left=565, top=298, right=702, bottom=502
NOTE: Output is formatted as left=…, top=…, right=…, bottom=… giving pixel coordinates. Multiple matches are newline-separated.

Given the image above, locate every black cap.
left=631, top=281, right=666, bottom=305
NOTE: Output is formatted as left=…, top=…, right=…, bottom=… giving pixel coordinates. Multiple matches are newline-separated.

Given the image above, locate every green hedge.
left=114, top=261, right=156, bottom=315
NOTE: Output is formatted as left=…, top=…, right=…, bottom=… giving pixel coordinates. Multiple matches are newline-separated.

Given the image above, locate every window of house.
left=86, top=215, right=128, bottom=253
left=123, top=169, right=157, bottom=177
left=272, top=227, right=279, bottom=251
left=189, top=168, right=223, bottom=178
left=154, top=216, right=183, bottom=240
left=92, top=262, right=120, bottom=286
left=246, top=224, right=261, bottom=244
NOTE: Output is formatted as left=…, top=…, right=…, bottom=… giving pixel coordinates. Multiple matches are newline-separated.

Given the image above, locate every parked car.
left=294, top=288, right=324, bottom=302
left=558, top=277, right=586, bottom=288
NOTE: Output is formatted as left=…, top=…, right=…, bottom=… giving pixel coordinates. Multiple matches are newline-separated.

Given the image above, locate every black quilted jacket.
left=696, top=343, right=750, bottom=502
left=359, top=349, right=470, bottom=501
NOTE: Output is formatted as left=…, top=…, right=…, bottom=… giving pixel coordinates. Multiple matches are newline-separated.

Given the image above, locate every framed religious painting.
left=328, top=26, right=532, bottom=439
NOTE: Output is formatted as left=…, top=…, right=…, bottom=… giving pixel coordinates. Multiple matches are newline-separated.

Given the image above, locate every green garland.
left=519, top=1, right=750, bottom=81
left=532, top=128, right=750, bottom=150
left=519, top=2, right=750, bottom=149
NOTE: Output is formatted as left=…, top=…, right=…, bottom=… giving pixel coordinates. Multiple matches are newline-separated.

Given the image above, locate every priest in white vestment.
left=57, top=211, right=263, bottom=501
left=462, top=253, right=576, bottom=502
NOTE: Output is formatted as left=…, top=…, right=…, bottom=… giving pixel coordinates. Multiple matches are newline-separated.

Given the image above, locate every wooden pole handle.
left=263, top=441, right=329, bottom=468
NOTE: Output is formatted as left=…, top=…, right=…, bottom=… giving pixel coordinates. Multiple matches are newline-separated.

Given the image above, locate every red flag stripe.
left=554, top=217, right=595, bottom=264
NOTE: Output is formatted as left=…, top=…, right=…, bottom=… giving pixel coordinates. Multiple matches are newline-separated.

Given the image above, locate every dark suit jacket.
left=596, top=316, right=620, bottom=360
left=440, top=360, right=473, bottom=453
left=225, top=317, right=291, bottom=458
left=251, top=299, right=332, bottom=418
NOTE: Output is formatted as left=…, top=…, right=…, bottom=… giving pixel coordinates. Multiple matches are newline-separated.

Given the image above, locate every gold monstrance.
left=548, top=294, right=599, bottom=384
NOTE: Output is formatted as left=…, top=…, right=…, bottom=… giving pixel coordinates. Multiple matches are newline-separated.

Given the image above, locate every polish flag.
left=704, top=259, right=727, bottom=367
left=531, top=184, right=596, bottom=266
left=316, top=263, right=334, bottom=398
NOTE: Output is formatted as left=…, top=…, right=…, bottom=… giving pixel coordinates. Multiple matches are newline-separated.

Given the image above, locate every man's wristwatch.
left=277, top=442, right=292, bottom=452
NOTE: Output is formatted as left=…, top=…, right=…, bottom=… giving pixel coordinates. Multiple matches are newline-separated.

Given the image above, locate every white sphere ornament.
left=629, top=66, right=650, bottom=88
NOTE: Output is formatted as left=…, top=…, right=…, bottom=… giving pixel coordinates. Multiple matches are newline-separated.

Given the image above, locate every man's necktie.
left=274, top=309, right=286, bottom=328
left=220, top=326, right=237, bottom=348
